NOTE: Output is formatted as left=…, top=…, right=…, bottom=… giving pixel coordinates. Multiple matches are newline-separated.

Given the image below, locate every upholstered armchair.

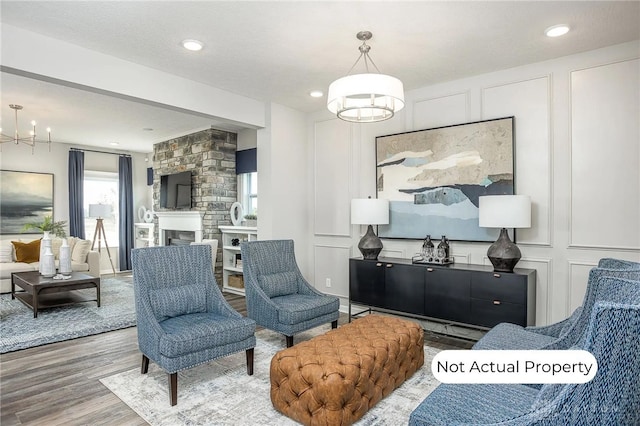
left=131, top=244, right=256, bottom=406
left=598, top=257, right=640, bottom=270
left=473, top=265, right=640, bottom=350
left=241, top=239, right=340, bottom=347
left=410, top=276, right=640, bottom=425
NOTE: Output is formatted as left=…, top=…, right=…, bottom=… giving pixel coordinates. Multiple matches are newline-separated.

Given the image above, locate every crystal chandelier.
left=0, top=104, right=52, bottom=153
left=327, top=31, right=405, bottom=123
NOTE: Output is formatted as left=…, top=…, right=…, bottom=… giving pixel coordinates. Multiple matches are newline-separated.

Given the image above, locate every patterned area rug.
left=0, top=275, right=135, bottom=353
left=101, top=326, right=441, bottom=425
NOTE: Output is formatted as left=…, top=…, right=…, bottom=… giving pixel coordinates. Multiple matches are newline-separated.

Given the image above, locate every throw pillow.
left=71, top=239, right=92, bottom=263
left=149, top=285, right=207, bottom=322
left=12, top=239, right=41, bottom=263
left=258, top=271, right=299, bottom=298
left=0, top=241, right=14, bottom=263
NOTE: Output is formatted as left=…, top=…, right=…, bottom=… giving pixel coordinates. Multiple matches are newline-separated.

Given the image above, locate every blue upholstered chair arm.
left=133, top=290, right=165, bottom=358
left=525, top=307, right=581, bottom=338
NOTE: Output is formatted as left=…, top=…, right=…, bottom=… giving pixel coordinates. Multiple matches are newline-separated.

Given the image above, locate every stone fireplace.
left=155, top=211, right=204, bottom=246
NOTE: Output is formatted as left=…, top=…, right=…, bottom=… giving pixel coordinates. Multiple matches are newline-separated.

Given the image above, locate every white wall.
left=306, top=40, right=640, bottom=325
left=0, top=142, right=152, bottom=272
left=257, top=102, right=310, bottom=274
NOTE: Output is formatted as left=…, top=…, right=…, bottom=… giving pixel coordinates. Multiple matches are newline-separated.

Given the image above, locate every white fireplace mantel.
left=155, top=211, right=204, bottom=245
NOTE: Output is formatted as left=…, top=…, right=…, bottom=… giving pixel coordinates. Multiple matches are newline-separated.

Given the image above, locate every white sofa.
left=0, top=236, right=100, bottom=293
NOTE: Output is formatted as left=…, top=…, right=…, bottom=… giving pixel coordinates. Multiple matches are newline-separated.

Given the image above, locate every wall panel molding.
left=567, top=260, right=598, bottom=315
left=313, top=244, right=352, bottom=298
left=412, top=92, right=469, bottom=130
left=569, top=58, right=640, bottom=250
left=518, top=257, right=553, bottom=325
left=313, top=118, right=352, bottom=237
left=481, top=75, right=553, bottom=247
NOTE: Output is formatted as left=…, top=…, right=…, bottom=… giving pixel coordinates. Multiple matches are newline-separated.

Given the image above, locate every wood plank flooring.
left=1, top=290, right=470, bottom=425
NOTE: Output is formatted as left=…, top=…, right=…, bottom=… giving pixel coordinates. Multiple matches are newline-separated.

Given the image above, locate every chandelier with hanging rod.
left=0, top=104, right=52, bottom=153
left=327, top=31, right=405, bottom=123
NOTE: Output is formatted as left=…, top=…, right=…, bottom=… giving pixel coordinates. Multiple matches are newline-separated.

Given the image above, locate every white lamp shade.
left=327, top=73, right=405, bottom=122
left=89, top=204, right=112, bottom=218
left=351, top=198, right=390, bottom=225
left=479, top=195, right=531, bottom=228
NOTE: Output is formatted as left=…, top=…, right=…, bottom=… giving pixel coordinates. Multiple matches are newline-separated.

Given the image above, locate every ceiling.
left=1, top=1, right=639, bottom=153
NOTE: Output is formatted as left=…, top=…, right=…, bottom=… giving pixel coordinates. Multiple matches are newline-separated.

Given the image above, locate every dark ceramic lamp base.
left=487, top=227, right=521, bottom=273
left=358, top=224, right=383, bottom=260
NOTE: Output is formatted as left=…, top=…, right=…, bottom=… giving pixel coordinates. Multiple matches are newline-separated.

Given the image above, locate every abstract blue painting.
left=376, top=117, right=514, bottom=242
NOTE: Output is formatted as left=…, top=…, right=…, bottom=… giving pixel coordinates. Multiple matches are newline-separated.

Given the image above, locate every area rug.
left=0, top=275, right=135, bottom=353
left=101, top=326, right=440, bottom=425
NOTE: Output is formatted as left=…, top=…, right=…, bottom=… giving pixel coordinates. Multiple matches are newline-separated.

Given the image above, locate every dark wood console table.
left=349, top=257, right=536, bottom=330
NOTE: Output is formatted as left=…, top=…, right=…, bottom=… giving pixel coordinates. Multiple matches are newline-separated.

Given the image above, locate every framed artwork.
left=0, top=170, right=54, bottom=234
left=376, top=116, right=515, bottom=242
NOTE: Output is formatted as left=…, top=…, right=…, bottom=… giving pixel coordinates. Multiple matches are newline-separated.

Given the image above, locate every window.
left=238, top=172, right=257, bottom=217
left=84, top=171, right=119, bottom=247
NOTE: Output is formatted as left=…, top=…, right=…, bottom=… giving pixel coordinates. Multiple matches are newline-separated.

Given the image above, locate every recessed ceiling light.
left=182, top=39, right=204, bottom=51
left=143, top=127, right=154, bottom=131
left=109, top=142, right=119, bottom=146
left=309, top=90, right=324, bottom=98
left=545, top=24, right=570, bottom=37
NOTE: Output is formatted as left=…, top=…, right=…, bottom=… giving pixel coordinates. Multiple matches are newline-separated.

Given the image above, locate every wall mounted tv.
left=160, top=171, right=192, bottom=209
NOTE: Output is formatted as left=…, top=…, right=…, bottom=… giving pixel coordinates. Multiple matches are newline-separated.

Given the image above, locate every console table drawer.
left=471, top=273, right=526, bottom=305
left=471, top=298, right=526, bottom=328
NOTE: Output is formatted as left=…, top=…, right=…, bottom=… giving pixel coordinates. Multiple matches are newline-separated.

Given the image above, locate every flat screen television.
left=160, top=171, right=192, bottom=209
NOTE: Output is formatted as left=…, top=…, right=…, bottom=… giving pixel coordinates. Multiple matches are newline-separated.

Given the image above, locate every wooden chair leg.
left=331, top=320, right=338, bottom=329
left=169, top=372, right=178, bottom=406
left=141, top=354, right=149, bottom=374
left=246, top=348, right=254, bottom=376
left=286, top=335, right=294, bottom=348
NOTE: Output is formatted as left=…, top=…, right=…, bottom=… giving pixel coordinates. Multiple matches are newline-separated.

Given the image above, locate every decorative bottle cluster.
left=415, top=235, right=452, bottom=264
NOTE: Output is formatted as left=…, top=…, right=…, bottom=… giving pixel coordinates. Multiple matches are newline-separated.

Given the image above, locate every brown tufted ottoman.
left=270, top=314, right=424, bottom=425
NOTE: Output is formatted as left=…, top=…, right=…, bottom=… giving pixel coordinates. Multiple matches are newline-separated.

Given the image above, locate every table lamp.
left=479, top=195, right=531, bottom=272
left=351, top=197, right=389, bottom=260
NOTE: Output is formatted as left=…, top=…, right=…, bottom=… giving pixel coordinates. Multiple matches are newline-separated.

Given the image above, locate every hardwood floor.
left=0, top=291, right=471, bottom=425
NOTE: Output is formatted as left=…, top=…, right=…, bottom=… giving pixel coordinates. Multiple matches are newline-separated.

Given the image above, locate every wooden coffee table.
left=11, top=271, right=101, bottom=318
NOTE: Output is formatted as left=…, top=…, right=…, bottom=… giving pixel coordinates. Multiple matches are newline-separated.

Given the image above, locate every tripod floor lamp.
left=89, top=204, right=116, bottom=275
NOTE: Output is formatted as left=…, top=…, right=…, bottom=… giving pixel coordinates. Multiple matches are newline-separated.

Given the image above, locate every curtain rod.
left=70, top=147, right=131, bottom=157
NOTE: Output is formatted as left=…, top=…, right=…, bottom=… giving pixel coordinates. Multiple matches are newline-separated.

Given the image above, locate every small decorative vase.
left=39, top=231, right=52, bottom=274
left=58, top=238, right=72, bottom=276
left=41, top=246, right=56, bottom=278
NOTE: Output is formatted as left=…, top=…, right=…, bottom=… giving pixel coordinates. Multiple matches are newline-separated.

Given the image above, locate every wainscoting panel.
left=412, top=93, right=469, bottom=130
left=313, top=244, right=351, bottom=299
left=567, top=260, right=598, bottom=314
left=482, top=76, right=552, bottom=246
left=313, top=119, right=352, bottom=237
left=518, top=258, right=552, bottom=326
left=570, top=59, right=640, bottom=250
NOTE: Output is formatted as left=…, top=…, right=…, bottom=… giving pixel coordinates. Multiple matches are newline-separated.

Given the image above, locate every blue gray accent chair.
left=240, top=239, right=340, bottom=347
left=598, top=257, right=640, bottom=270
left=473, top=266, right=640, bottom=350
left=409, top=276, right=640, bottom=425
left=131, top=244, right=256, bottom=406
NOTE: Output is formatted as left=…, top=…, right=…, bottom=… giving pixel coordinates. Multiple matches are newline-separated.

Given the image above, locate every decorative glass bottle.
left=422, top=235, right=434, bottom=260
left=58, top=238, right=72, bottom=276
left=437, top=235, right=450, bottom=261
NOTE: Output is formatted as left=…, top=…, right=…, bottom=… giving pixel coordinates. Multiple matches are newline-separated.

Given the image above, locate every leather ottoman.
left=270, top=314, right=424, bottom=425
